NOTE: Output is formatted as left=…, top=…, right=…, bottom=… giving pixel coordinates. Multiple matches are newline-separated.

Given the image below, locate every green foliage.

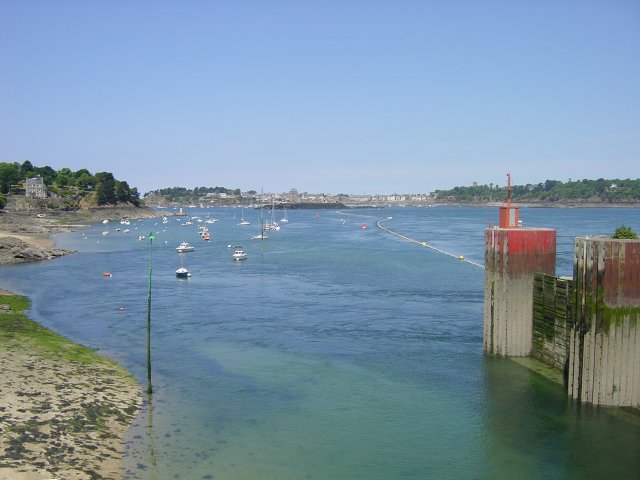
left=0, top=162, right=21, bottom=193
left=612, top=225, right=638, bottom=239
left=0, top=194, right=5, bottom=209
left=32, top=165, right=57, bottom=185
left=435, top=178, right=640, bottom=203
left=0, top=161, right=141, bottom=207
left=20, top=160, right=34, bottom=176
left=0, top=293, right=109, bottom=364
left=94, top=171, right=116, bottom=205
left=145, top=185, right=245, bottom=203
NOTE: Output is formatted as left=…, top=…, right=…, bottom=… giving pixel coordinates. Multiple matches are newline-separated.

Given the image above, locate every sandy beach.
left=0, top=291, right=142, bottom=480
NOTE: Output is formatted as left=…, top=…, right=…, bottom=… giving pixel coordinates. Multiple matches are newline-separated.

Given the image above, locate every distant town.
left=143, top=178, right=640, bottom=208
left=144, top=187, right=437, bottom=208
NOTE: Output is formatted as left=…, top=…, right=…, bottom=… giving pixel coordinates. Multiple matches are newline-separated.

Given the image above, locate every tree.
left=129, top=187, right=141, bottom=206
left=95, top=172, right=116, bottom=205
left=612, top=225, right=638, bottom=239
left=76, top=172, right=95, bottom=190
left=54, top=168, right=73, bottom=188
left=0, top=162, right=21, bottom=193
left=20, top=160, right=34, bottom=177
left=114, top=180, right=129, bottom=203
left=32, top=165, right=57, bottom=185
left=0, top=194, right=6, bottom=209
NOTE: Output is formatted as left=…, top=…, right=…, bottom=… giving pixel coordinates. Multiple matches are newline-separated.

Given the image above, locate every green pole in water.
left=146, top=231, right=155, bottom=395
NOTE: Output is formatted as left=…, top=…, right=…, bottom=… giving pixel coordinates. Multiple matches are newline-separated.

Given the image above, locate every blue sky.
left=1, top=1, right=639, bottom=195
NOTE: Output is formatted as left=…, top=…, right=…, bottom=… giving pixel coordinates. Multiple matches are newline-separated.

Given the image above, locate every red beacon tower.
left=499, top=173, right=520, bottom=228
left=484, top=173, right=557, bottom=357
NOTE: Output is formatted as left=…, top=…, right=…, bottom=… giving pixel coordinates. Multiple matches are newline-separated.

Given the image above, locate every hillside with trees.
left=0, top=161, right=141, bottom=210
left=144, top=186, right=249, bottom=205
left=434, top=178, right=640, bottom=204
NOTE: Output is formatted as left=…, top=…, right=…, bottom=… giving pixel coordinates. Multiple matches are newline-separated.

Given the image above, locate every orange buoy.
left=361, top=223, right=367, bottom=229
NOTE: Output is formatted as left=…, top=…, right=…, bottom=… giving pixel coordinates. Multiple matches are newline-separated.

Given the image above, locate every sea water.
left=2, top=206, right=640, bottom=479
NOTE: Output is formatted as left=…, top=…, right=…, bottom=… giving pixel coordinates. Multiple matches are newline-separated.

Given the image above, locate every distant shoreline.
left=0, top=205, right=159, bottom=266
left=154, top=200, right=640, bottom=210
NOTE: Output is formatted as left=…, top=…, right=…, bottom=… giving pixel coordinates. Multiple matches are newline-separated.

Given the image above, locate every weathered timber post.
left=568, top=237, right=640, bottom=406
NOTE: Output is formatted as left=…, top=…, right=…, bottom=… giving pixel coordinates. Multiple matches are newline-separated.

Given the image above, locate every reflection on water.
left=1, top=206, right=639, bottom=479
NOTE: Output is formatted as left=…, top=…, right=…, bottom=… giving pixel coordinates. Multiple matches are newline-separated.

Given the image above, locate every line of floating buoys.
left=376, top=217, right=483, bottom=269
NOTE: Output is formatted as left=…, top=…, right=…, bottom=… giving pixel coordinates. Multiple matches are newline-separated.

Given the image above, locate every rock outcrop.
left=0, top=237, right=75, bottom=266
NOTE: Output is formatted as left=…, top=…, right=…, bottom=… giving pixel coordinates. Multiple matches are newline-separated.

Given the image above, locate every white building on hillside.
left=25, top=176, right=47, bottom=199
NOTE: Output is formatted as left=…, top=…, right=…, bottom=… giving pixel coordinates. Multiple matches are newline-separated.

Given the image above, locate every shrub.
left=612, top=225, right=638, bottom=239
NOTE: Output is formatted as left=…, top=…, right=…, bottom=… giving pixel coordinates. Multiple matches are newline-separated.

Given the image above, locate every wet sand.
left=0, top=292, right=142, bottom=479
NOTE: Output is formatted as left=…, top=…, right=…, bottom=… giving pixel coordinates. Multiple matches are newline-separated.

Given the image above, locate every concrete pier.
left=568, top=237, right=640, bottom=406
left=484, top=228, right=557, bottom=356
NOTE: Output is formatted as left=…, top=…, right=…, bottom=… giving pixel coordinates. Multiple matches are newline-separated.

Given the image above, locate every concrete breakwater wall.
left=568, top=238, right=640, bottom=406
left=483, top=228, right=556, bottom=356
left=487, top=233, right=640, bottom=407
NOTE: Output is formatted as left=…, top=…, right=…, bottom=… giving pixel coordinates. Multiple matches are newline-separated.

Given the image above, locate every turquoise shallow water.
left=2, top=206, right=640, bottom=479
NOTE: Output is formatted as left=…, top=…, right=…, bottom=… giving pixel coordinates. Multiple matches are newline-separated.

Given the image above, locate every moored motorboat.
left=176, top=253, right=191, bottom=277
left=176, top=267, right=191, bottom=278
left=232, top=245, right=247, bottom=260
left=176, top=241, right=195, bottom=253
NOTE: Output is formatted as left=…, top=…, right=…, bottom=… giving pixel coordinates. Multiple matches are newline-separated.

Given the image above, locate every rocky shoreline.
left=0, top=206, right=159, bottom=266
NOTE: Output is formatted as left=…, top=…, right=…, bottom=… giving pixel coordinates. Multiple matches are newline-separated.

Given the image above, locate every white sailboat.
left=263, top=199, right=280, bottom=231
left=237, top=208, right=250, bottom=225
left=280, top=204, right=289, bottom=223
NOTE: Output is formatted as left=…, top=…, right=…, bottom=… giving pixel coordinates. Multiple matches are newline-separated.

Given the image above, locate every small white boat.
left=123, top=229, right=130, bottom=233
left=162, top=217, right=169, bottom=224
left=102, top=230, right=109, bottom=235
left=176, top=241, right=195, bottom=253
left=176, top=254, right=191, bottom=277
left=252, top=233, right=268, bottom=240
left=102, top=219, right=109, bottom=224
left=176, top=267, right=191, bottom=278
left=280, top=205, right=289, bottom=223
left=138, top=235, right=146, bottom=241
left=205, top=218, right=218, bottom=224
left=232, top=246, right=247, bottom=260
